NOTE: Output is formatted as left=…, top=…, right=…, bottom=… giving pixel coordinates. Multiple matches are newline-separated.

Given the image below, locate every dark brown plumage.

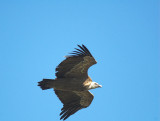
left=38, top=44, right=102, bottom=120
left=55, top=45, right=96, bottom=78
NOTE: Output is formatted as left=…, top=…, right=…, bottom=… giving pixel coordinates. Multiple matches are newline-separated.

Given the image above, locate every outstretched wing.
left=55, top=44, right=97, bottom=78
left=54, top=90, right=94, bottom=120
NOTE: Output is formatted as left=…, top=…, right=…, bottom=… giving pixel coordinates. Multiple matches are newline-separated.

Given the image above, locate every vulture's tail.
left=38, top=79, right=54, bottom=90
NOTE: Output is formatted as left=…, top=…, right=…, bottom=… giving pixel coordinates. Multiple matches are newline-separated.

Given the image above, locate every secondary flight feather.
left=38, top=44, right=102, bottom=120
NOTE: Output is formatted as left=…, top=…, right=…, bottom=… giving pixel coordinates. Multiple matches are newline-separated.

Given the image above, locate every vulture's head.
left=89, top=82, right=102, bottom=89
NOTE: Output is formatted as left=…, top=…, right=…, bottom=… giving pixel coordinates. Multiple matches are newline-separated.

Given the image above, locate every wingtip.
left=67, top=44, right=94, bottom=58
left=78, top=44, right=85, bottom=48
left=77, top=44, right=81, bottom=48
left=82, top=44, right=85, bottom=47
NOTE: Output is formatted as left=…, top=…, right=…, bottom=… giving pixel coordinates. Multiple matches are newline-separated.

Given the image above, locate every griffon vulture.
left=38, top=44, right=102, bottom=120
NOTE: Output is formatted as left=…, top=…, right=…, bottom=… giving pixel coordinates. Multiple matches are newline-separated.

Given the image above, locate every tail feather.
left=38, top=79, right=54, bottom=90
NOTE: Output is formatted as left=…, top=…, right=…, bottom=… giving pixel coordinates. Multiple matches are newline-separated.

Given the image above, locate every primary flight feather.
left=38, top=44, right=102, bottom=120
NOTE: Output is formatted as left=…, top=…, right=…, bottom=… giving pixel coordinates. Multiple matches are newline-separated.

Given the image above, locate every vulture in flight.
left=38, top=44, right=102, bottom=120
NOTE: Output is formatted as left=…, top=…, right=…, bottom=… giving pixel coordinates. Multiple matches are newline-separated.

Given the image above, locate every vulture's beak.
left=98, top=85, right=102, bottom=88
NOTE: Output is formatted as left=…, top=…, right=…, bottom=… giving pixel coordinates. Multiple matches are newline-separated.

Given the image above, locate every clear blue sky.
left=0, top=0, right=159, bottom=121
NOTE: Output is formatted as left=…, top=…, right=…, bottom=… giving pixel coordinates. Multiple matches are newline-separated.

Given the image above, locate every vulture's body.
left=38, top=45, right=102, bottom=120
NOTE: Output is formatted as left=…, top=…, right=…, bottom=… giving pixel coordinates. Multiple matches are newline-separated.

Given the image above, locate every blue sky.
left=0, top=0, right=159, bottom=121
